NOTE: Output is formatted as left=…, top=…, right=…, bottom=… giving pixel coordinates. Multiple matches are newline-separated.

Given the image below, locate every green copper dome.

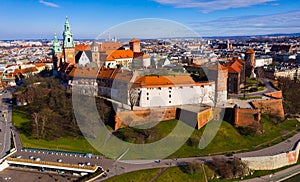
left=52, top=33, right=62, bottom=54
left=63, top=17, right=75, bottom=48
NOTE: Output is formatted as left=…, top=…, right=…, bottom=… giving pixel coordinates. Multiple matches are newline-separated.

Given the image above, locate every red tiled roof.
left=13, top=67, right=38, bottom=76
left=225, top=59, right=244, bottom=73
left=34, top=63, right=47, bottom=67
left=68, top=67, right=100, bottom=78
left=130, top=38, right=140, bottom=43
left=75, top=44, right=90, bottom=51
left=106, top=50, right=134, bottom=61
left=246, top=49, right=255, bottom=54
left=99, top=42, right=122, bottom=52
left=134, top=75, right=196, bottom=88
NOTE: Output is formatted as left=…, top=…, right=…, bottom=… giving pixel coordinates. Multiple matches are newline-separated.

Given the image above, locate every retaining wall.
left=242, top=141, right=300, bottom=170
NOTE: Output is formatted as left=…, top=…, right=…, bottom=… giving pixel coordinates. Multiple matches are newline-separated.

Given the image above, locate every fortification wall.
left=251, top=99, right=285, bottom=120
left=242, top=141, right=300, bottom=170
left=115, top=108, right=177, bottom=130
left=234, top=108, right=260, bottom=127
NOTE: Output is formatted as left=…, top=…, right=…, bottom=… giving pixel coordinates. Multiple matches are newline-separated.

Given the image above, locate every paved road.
left=242, top=164, right=300, bottom=182
left=229, top=78, right=278, bottom=98
left=235, top=132, right=300, bottom=158
left=0, top=89, right=12, bottom=158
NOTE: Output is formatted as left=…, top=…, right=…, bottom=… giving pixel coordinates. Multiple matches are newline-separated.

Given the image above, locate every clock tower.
left=62, top=17, right=75, bottom=65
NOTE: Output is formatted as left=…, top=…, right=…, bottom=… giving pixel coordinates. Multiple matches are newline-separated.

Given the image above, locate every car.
left=29, top=156, right=34, bottom=160
left=154, top=160, right=161, bottom=163
left=16, top=156, right=21, bottom=159
left=85, top=162, right=91, bottom=166
left=35, top=158, right=41, bottom=161
left=78, top=163, right=85, bottom=167
left=57, top=159, right=62, bottom=163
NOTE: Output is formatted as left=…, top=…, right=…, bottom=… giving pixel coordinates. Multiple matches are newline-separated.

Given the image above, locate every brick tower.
left=62, top=17, right=75, bottom=65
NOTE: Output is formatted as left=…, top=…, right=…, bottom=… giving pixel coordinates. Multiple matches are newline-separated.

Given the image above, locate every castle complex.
left=51, top=18, right=285, bottom=130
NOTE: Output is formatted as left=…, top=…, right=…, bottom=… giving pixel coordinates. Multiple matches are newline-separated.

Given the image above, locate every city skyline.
left=1, top=0, right=300, bottom=39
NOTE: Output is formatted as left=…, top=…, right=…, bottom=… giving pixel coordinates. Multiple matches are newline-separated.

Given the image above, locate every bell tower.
left=63, top=17, right=75, bottom=65
left=91, top=41, right=100, bottom=66
left=52, top=33, right=62, bottom=76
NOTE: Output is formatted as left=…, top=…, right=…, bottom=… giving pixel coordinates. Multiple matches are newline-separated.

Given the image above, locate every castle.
left=51, top=18, right=284, bottom=131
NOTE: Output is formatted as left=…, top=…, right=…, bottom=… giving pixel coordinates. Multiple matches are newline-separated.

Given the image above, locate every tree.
left=210, top=156, right=250, bottom=179
left=129, top=88, right=139, bottom=110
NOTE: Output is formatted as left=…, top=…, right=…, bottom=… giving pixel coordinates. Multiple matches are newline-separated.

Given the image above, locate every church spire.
left=63, top=16, right=75, bottom=48
left=52, top=32, right=62, bottom=54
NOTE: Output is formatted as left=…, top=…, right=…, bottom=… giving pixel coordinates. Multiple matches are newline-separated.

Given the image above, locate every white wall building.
left=133, top=75, right=215, bottom=108
left=255, top=55, right=273, bottom=67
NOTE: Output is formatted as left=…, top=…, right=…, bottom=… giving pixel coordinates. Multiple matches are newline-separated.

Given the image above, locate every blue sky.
left=0, top=0, right=300, bottom=39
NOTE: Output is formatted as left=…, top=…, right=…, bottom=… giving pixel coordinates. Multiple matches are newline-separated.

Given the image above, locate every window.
left=68, top=38, right=70, bottom=42
left=147, top=92, right=149, bottom=95
left=169, top=87, right=172, bottom=89
left=147, top=97, right=149, bottom=100
left=169, top=101, right=171, bottom=104
left=169, top=95, right=171, bottom=98
left=158, top=87, right=161, bottom=90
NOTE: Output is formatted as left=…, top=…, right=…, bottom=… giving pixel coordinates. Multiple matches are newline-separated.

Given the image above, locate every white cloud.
left=39, top=0, right=60, bottom=8
left=189, top=11, right=300, bottom=36
left=154, top=0, right=275, bottom=13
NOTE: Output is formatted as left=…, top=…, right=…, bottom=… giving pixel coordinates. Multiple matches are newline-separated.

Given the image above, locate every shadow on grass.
left=17, top=120, right=32, bottom=138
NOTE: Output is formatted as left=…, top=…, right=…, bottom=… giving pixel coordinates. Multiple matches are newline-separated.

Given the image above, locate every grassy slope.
left=171, top=115, right=298, bottom=158
left=106, top=168, right=161, bottom=182
left=13, top=106, right=298, bottom=157
left=106, top=166, right=213, bottom=182
left=13, top=107, right=100, bottom=154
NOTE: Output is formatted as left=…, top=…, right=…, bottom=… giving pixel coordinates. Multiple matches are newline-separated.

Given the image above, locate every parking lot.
left=0, top=168, right=79, bottom=182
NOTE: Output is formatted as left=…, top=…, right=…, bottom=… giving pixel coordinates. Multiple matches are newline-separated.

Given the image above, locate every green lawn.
left=239, top=96, right=262, bottom=100
left=13, top=106, right=299, bottom=158
left=170, top=116, right=299, bottom=158
left=13, top=107, right=100, bottom=154
left=106, top=166, right=214, bottom=182
left=106, top=168, right=161, bottom=182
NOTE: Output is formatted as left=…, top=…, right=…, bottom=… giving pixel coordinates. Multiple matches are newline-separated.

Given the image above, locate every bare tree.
left=129, top=88, right=139, bottom=110
left=210, top=156, right=250, bottom=179
left=32, top=112, right=39, bottom=139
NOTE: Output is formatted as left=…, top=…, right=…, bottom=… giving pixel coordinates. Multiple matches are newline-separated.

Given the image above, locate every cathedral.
left=52, top=17, right=100, bottom=77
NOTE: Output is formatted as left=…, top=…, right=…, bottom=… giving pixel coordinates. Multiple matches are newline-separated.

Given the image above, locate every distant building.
left=255, top=55, right=273, bottom=67
left=271, top=44, right=293, bottom=53
left=129, top=38, right=141, bottom=52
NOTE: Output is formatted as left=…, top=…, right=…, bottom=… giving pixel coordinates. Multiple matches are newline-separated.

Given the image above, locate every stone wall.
left=115, top=107, right=214, bottom=130
left=234, top=108, right=260, bottom=127
left=251, top=99, right=285, bottom=120
left=242, top=141, right=300, bottom=170
left=115, top=108, right=177, bottom=130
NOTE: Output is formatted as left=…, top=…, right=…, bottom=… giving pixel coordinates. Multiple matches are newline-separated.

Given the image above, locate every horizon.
left=1, top=32, right=300, bottom=42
